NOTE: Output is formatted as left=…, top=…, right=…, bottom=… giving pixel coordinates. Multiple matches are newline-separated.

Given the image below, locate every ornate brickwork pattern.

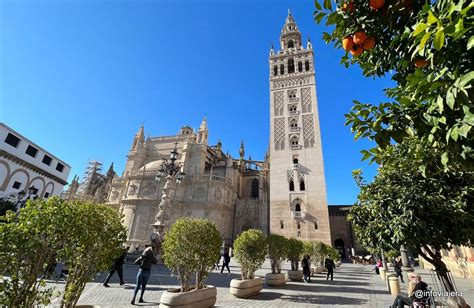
left=287, top=170, right=294, bottom=182
left=301, top=87, right=312, bottom=113
left=274, top=118, right=285, bottom=150
left=272, top=76, right=311, bottom=89
left=302, top=114, right=315, bottom=148
left=274, top=91, right=284, bottom=116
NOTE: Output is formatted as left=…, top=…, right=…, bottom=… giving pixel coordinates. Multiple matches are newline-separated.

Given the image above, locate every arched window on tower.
left=290, top=136, right=299, bottom=148
left=300, top=180, right=305, bottom=191
left=290, top=118, right=298, bottom=129
left=273, top=66, right=278, bottom=76
left=297, top=222, right=301, bottom=229
left=280, top=64, right=285, bottom=75
left=314, top=221, right=318, bottom=229
left=251, top=179, right=259, bottom=198
left=287, top=40, right=294, bottom=49
left=289, top=180, right=295, bottom=191
left=298, top=61, right=303, bottom=72
left=288, top=58, right=295, bottom=74
left=295, top=203, right=301, bottom=212
left=305, top=60, right=310, bottom=71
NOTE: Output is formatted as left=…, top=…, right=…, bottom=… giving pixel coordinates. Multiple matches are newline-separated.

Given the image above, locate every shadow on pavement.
left=280, top=294, right=368, bottom=305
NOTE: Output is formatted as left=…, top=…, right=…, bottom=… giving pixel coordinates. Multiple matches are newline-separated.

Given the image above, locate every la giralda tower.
left=268, top=11, right=332, bottom=245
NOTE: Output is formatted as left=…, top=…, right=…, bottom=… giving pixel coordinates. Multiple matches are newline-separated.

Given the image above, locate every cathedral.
left=64, top=11, right=334, bottom=249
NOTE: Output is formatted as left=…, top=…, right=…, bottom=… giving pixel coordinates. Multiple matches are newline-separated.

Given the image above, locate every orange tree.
left=314, top=0, right=473, bottom=170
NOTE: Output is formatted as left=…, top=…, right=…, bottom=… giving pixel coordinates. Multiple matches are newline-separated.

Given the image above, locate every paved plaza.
left=46, top=260, right=473, bottom=307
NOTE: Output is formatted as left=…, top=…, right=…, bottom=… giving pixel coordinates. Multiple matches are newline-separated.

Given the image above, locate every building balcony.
left=291, top=211, right=306, bottom=219
left=289, top=97, right=300, bottom=103
left=290, top=144, right=302, bottom=150
left=289, top=110, right=299, bottom=115
left=289, top=127, right=300, bottom=132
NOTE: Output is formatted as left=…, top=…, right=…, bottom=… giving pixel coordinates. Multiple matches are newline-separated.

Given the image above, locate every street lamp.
left=151, top=142, right=185, bottom=258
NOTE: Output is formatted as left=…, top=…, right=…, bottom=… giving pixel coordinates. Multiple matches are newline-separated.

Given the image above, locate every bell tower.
left=268, top=10, right=331, bottom=245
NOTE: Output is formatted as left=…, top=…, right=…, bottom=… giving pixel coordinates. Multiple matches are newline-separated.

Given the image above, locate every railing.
left=189, top=174, right=231, bottom=184
left=291, top=211, right=306, bottom=219
left=288, top=97, right=300, bottom=103
left=291, top=144, right=302, bottom=150
left=148, top=135, right=188, bottom=142
left=290, top=127, right=300, bottom=132
left=289, top=110, right=299, bottom=115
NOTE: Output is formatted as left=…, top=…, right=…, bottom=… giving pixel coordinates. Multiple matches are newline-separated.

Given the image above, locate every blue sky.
left=0, top=0, right=392, bottom=204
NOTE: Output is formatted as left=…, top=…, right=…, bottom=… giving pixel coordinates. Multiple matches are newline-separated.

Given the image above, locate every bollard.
left=389, top=276, right=401, bottom=298
left=379, top=267, right=387, bottom=281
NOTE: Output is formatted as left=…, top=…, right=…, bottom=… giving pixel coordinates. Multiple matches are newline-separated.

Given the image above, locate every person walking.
left=394, top=259, right=405, bottom=283
left=324, top=255, right=335, bottom=281
left=103, top=246, right=129, bottom=287
left=131, top=247, right=157, bottom=305
left=220, top=248, right=231, bottom=275
left=302, top=255, right=311, bottom=283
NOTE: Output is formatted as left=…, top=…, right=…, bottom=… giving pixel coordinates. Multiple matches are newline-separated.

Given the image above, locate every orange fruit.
left=414, top=59, right=428, bottom=68
left=343, top=36, right=354, bottom=51
left=363, top=37, right=376, bottom=50
left=370, top=0, right=385, bottom=9
left=353, top=31, right=367, bottom=45
left=350, top=46, right=364, bottom=57
left=342, top=1, right=355, bottom=12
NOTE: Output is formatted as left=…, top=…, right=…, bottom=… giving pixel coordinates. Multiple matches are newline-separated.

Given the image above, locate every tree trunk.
left=418, top=245, right=455, bottom=292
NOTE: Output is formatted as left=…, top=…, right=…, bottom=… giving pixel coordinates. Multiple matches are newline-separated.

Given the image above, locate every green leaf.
left=413, top=23, right=428, bottom=36
left=450, top=127, right=459, bottom=141
left=464, top=106, right=474, bottom=125
left=460, top=2, right=474, bottom=15
left=458, top=71, right=474, bottom=88
left=361, top=150, right=371, bottom=161
left=437, top=96, right=444, bottom=113
left=458, top=124, right=471, bottom=138
left=427, top=11, right=438, bottom=25
left=315, top=12, right=326, bottom=24
left=441, top=152, right=449, bottom=166
left=419, top=32, right=431, bottom=54
left=468, top=36, right=474, bottom=50
left=446, top=89, right=455, bottom=109
left=454, top=18, right=464, bottom=36
left=323, top=0, right=332, bottom=10
left=434, top=29, right=445, bottom=50
left=314, top=0, right=322, bottom=11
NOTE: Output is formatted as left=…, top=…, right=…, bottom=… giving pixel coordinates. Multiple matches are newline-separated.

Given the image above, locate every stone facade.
left=64, top=11, right=335, bottom=248
left=0, top=122, right=70, bottom=200
left=102, top=121, right=269, bottom=247
left=268, top=12, right=332, bottom=244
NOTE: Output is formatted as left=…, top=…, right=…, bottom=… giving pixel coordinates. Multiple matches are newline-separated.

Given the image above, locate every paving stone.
left=46, top=260, right=472, bottom=307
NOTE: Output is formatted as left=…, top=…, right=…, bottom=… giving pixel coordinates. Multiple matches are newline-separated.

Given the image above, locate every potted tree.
left=286, top=238, right=304, bottom=281
left=230, top=229, right=267, bottom=298
left=265, top=234, right=289, bottom=286
left=313, top=241, right=327, bottom=274
left=160, top=218, right=221, bottom=308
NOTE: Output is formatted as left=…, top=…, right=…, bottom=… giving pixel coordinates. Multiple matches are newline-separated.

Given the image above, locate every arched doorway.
left=334, top=238, right=345, bottom=258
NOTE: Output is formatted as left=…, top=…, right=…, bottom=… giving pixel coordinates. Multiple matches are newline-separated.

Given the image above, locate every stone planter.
left=312, top=266, right=324, bottom=274
left=159, top=285, right=217, bottom=308
left=265, top=272, right=286, bottom=287
left=230, top=277, right=263, bottom=298
left=287, top=270, right=303, bottom=281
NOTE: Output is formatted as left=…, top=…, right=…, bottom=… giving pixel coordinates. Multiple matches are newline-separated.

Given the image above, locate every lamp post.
left=15, top=185, right=38, bottom=212
left=150, top=142, right=185, bottom=258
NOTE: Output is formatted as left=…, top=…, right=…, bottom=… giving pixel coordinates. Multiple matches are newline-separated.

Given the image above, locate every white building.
left=0, top=122, right=71, bottom=200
